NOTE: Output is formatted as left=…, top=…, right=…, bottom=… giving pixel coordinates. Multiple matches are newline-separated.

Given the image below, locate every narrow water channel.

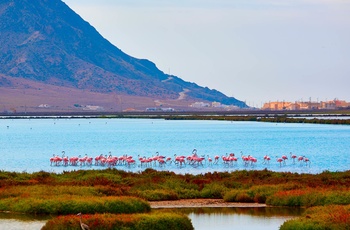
left=182, top=207, right=304, bottom=230
left=0, top=207, right=303, bottom=230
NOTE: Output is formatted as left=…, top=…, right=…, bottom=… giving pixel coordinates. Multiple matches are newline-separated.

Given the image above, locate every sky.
left=63, top=0, right=350, bottom=107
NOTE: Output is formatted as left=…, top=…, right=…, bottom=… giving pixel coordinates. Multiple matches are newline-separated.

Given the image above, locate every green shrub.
left=0, top=196, right=150, bottom=215
left=267, top=189, right=350, bottom=207
left=223, top=189, right=254, bottom=203
left=223, top=189, right=241, bottom=202
left=132, top=189, right=179, bottom=201
left=41, top=212, right=194, bottom=230
left=177, top=189, right=201, bottom=199
left=280, top=205, right=350, bottom=230
left=200, top=183, right=228, bottom=199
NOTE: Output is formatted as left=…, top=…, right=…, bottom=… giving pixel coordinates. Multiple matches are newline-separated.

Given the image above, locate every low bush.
left=200, top=183, right=228, bottom=199
left=132, top=189, right=179, bottom=201
left=223, top=183, right=306, bottom=204
left=177, top=189, right=201, bottom=199
left=280, top=205, right=350, bottom=230
left=0, top=196, right=150, bottom=215
left=267, top=189, right=350, bottom=207
left=41, top=212, right=194, bottom=230
left=223, top=189, right=254, bottom=203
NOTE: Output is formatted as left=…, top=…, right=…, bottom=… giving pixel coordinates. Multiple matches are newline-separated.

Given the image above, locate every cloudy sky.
left=63, top=0, right=350, bottom=107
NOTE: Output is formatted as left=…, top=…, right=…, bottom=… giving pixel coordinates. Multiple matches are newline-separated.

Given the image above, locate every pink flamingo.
left=69, top=156, right=79, bottom=166
left=94, top=154, right=103, bottom=165
left=303, top=156, right=311, bottom=167
left=138, top=155, right=147, bottom=167
left=248, top=155, right=257, bottom=167
left=263, top=155, right=271, bottom=164
left=214, top=155, right=220, bottom=164
left=290, top=152, right=297, bottom=164
left=63, top=156, right=69, bottom=166
left=241, top=152, right=250, bottom=167
left=86, top=157, right=93, bottom=166
left=222, top=155, right=230, bottom=166
left=276, top=157, right=283, bottom=167
left=174, top=154, right=186, bottom=168
left=53, top=155, right=62, bottom=166
left=207, top=155, right=213, bottom=166
left=298, top=156, right=304, bottom=166
left=229, top=156, right=238, bottom=166
left=50, top=154, right=56, bottom=166
left=166, top=157, right=172, bottom=165
left=78, top=155, right=87, bottom=166
left=158, top=158, right=166, bottom=167
left=281, top=155, right=288, bottom=165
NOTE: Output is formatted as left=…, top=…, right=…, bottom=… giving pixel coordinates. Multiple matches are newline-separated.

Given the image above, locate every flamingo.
left=53, top=155, right=62, bottom=166
left=158, top=158, right=166, bottom=167
left=276, top=156, right=283, bottom=167
left=263, top=155, right=271, bottom=164
left=241, top=152, right=250, bottom=167
left=166, top=157, right=172, bottom=165
left=222, top=155, right=230, bottom=167
left=248, top=155, right=257, bottom=167
left=281, top=155, right=288, bottom=165
left=214, top=155, right=220, bottom=164
left=86, top=157, right=93, bottom=166
left=77, top=213, right=90, bottom=230
left=229, top=155, right=238, bottom=166
left=174, top=154, right=186, bottom=168
left=78, top=155, right=87, bottom=167
left=94, top=154, right=102, bottom=165
left=193, top=156, right=205, bottom=167
left=290, top=152, right=297, bottom=164
left=207, top=155, right=213, bottom=166
left=298, top=156, right=304, bottom=166
left=138, top=155, right=147, bottom=167
left=192, top=149, right=198, bottom=157
left=50, top=154, right=56, bottom=166
left=303, top=157, right=311, bottom=167
left=63, top=156, right=69, bottom=166
left=69, top=156, right=79, bottom=166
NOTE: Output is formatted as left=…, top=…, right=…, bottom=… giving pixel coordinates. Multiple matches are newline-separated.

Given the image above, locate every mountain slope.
left=0, top=0, right=247, bottom=110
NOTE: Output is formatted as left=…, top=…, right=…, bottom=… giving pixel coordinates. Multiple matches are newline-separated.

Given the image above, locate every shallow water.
left=0, top=118, right=349, bottom=173
left=186, top=207, right=303, bottom=230
left=0, top=207, right=303, bottom=230
left=0, top=213, right=48, bottom=230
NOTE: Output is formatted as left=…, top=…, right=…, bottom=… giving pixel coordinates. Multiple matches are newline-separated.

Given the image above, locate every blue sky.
left=63, top=0, right=350, bottom=107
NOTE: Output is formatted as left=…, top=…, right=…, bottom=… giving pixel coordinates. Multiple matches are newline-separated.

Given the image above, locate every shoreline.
left=149, top=199, right=267, bottom=209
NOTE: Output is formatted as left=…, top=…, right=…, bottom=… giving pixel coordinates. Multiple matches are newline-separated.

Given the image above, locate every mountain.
left=0, top=0, right=247, bottom=112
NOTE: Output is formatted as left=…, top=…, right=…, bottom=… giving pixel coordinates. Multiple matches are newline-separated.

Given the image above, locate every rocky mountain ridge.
left=0, top=0, right=247, bottom=112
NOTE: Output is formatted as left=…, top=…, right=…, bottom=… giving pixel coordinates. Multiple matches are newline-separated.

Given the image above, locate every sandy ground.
left=149, top=199, right=267, bottom=209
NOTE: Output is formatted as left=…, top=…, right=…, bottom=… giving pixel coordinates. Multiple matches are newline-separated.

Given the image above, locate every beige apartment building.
left=262, top=99, right=350, bottom=110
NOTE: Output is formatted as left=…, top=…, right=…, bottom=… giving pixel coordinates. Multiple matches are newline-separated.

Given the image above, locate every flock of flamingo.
left=50, top=149, right=311, bottom=169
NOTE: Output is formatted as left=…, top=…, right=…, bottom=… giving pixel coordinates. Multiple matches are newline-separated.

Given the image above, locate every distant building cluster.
left=145, top=107, right=175, bottom=112
left=262, top=99, right=350, bottom=110
left=190, top=101, right=239, bottom=110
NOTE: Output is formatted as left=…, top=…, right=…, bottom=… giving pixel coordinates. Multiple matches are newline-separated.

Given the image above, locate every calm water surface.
left=187, top=207, right=303, bottom=230
left=0, top=207, right=303, bottom=230
left=0, top=118, right=349, bottom=173
left=1, top=118, right=340, bottom=229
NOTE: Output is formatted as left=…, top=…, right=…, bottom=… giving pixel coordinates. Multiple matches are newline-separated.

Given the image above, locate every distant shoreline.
left=1, top=110, right=349, bottom=125
left=1, top=108, right=349, bottom=118
left=149, top=199, right=267, bottom=209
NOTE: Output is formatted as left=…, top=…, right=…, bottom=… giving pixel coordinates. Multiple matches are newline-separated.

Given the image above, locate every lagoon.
left=0, top=207, right=303, bottom=230
left=0, top=118, right=349, bottom=174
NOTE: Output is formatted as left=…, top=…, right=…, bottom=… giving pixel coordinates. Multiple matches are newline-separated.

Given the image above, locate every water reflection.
left=163, top=207, right=304, bottom=230
left=0, top=213, right=48, bottom=230
left=0, top=207, right=303, bottom=230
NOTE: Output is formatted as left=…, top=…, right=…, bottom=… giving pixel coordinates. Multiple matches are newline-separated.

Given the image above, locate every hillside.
left=0, top=0, right=247, bottom=112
